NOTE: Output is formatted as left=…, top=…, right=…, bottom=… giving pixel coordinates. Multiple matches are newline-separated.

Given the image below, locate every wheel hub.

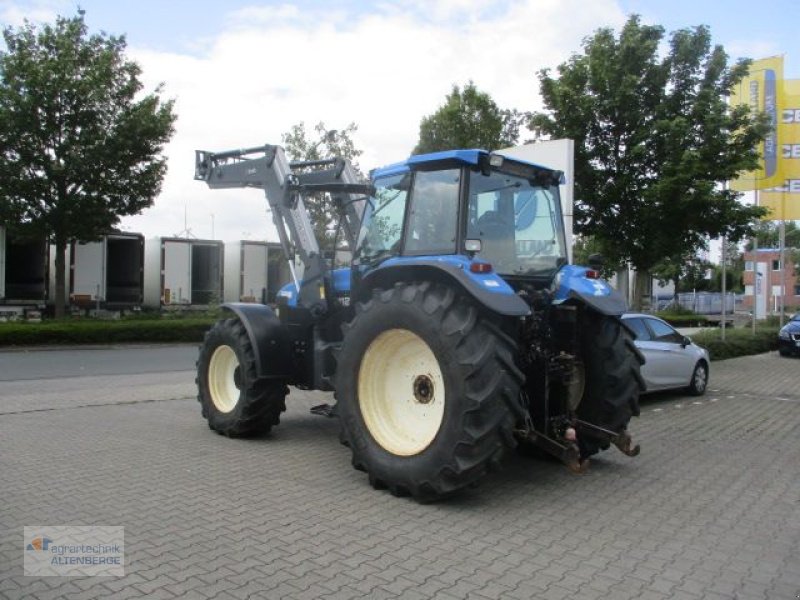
left=413, top=375, right=434, bottom=404
left=358, top=329, right=446, bottom=456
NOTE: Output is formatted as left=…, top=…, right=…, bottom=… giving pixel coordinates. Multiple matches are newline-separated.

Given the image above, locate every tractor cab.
left=354, top=150, right=568, bottom=286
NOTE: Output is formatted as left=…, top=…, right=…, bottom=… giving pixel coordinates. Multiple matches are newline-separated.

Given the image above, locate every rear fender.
left=221, top=303, right=296, bottom=380
left=356, top=259, right=531, bottom=317
left=553, top=265, right=628, bottom=316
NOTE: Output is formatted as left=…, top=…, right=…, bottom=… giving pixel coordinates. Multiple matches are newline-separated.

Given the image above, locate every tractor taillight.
left=470, top=261, right=493, bottom=274
left=585, top=269, right=600, bottom=279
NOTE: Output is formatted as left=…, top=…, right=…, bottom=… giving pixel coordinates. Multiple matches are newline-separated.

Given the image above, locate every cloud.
left=0, top=0, right=60, bottom=26
left=78, top=1, right=630, bottom=242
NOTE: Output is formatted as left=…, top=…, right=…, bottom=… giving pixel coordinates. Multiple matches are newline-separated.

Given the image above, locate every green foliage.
left=652, top=252, right=713, bottom=294
left=745, top=220, right=800, bottom=250
left=691, top=326, right=779, bottom=360
left=413, top=81, right=522, bottom=154
left=572, top=234, right=618, bottom=276
left=0, top=11, right=176, bottom=316
left=281, top=121, right=364, bottom=255
left=0, top=317, right=214, bottom=346
left=655, top=312, right=708, bottom=327
left=530, top=15, right=769, bottom=282
left=657, top=303, right=698, bottom=316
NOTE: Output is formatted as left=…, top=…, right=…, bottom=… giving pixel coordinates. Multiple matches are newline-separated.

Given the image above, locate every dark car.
left=778, top=313, right=800, bottom=357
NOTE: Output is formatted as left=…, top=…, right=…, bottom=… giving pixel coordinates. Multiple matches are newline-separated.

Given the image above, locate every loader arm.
left=194, top=145, right=369, bottom=312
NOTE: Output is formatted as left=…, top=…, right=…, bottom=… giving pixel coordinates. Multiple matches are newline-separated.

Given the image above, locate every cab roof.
left=370, top=148, right=557, bottom=179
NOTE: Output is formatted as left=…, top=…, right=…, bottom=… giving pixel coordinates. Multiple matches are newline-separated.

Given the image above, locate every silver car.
left=621, top=313, right=710, bottom=395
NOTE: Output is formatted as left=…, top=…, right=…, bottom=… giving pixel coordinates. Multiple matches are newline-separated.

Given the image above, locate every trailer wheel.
left=196, top=318, right=287, bottom=437
left=336, top=282, right=525, bottom=501
left=576, top=314, right=643, bottom=458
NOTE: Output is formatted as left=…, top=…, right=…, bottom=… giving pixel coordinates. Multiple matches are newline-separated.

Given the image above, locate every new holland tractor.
left=194, top=144, right=644, bottom=501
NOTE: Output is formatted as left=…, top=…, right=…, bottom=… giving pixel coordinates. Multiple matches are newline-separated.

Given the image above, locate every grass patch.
left=690, top=326, right=779, bottom=361
left=0, top=317, right=216, bottom=346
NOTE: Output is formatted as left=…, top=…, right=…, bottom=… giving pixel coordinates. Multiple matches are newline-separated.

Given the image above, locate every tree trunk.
left=631, top=269, right=651, bottom=312
left=54, top=239, right=67, bottom=318
left=615, top=268, right=630, bottom=307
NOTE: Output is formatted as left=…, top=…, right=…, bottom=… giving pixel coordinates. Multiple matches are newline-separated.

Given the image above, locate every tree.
left=572, top=234, right=618, bottom=277
left=652, top=251, right=713, bottom=298
left=744, top=220, right=800, bottom=250
left=412, top=81, right=522, bottom=155
left=0, top=12, right=175, bottom=316
left=529, top=15, right=769, bottom=309
left=281, top=121, right=364, bottom=258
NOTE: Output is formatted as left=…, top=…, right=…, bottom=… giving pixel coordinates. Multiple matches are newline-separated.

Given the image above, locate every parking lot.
left=1, top=347, right=799, bottom=599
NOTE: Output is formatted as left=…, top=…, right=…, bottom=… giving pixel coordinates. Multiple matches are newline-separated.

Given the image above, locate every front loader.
left=194, top=144, right=644, bottom=501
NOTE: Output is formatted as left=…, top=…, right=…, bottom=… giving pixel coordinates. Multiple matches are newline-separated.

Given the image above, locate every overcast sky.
left=1, top=0, right=796, bottom=243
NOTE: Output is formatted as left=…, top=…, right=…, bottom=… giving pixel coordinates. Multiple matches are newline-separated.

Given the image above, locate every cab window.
left=355, top=173, right=409, bottom=264
left=404, top=169, right=460, bottom=255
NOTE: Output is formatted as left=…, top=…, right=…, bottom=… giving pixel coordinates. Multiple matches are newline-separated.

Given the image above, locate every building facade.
left=742, top=248, right=800, bottom=314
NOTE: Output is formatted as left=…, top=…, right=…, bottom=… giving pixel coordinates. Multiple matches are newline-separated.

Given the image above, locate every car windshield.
left=467, top=169, right=567, bottom=277
left=791, top=313, right=800, bottom=322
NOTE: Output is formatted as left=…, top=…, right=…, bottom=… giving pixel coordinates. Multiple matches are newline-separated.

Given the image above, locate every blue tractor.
left=194, top=145, right=644, bottom=501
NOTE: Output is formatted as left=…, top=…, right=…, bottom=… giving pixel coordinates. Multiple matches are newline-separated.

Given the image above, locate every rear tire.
left=577, top=314, right=643, bottom=457
left=336, top=282, right=525, bottom=501
left=197, top=318, right=288, bottom=437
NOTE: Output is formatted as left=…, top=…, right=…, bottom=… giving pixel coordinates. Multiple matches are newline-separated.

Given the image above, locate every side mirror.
left=681, top=336, right=692, bottom=348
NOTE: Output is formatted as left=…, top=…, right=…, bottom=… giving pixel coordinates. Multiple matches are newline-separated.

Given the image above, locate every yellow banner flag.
left=730, top=56, right=784, bottom=191
left=759, top=79, right=800, bottom=219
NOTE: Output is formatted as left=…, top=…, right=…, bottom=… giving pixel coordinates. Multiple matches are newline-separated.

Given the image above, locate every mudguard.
left=221, top=303, right=296, bottom=380
left=356, top=256, right=531, bottom=317
left=552, top=265, right=628, bottom=316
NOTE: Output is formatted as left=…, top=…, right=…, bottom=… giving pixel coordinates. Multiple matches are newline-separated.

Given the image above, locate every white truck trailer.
left=69, top=232, right=145, bottom=308
left=223, top=241, right=292, bottom=304
left=144, top=237, right=224, bottom=308
left=0, top=226, right=49, bottom=309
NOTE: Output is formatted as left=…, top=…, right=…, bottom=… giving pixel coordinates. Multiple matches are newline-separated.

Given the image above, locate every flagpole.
left=752, top=189, right=758, bottom=335
left=721, top=233, right=727, bottom=341
left=780, top=189, right=786, bottom=327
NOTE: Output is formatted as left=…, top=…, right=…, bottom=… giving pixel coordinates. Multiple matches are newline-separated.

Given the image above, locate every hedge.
left=0, top=317, right=216, bottom=346
left=656, top=312, right=709, bottom=327
left=0, top=314, right=782, bottom=362
left=689, top=326, right=780, bottom=361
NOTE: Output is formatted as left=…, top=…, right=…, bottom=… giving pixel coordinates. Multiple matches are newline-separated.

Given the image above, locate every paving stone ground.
left=1, top=352, right=799, bottom=599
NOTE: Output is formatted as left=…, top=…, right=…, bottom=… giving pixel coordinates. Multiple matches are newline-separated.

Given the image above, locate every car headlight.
left=779, top=330, right=790, bottom=340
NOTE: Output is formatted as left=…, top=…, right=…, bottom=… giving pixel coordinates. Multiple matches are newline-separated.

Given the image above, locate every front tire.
left=336, top=282, right=524, bottom=501
left=686, top=361, right=708, bottom=396
left=197, top=318, right=288, bottom=437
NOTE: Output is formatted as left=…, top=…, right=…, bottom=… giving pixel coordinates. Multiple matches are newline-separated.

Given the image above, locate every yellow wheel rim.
left=208, top=344, right=240, bottom=413
left=358, top=329, right=445, bottom=456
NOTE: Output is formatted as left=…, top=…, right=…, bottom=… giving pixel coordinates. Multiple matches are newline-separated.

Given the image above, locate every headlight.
left=779, top=330, right=790, bottom=340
